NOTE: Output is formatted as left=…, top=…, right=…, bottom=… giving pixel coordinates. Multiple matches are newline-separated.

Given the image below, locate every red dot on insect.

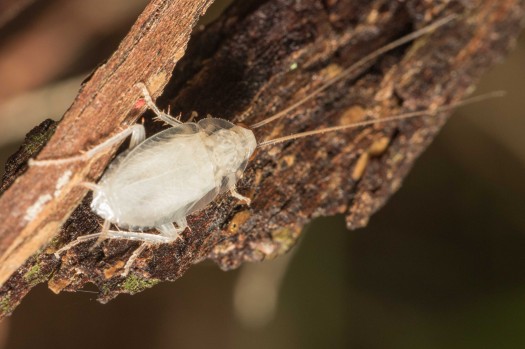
left=135, top=98, right=146, bottom=109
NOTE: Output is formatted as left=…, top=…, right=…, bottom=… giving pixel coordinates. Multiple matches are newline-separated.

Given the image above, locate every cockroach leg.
left=136, top=82, right=182, bottom=127
left=230, top=188, right=252, bottom=206
left=29, top=124, right=146, bottom=167
left=157, top=221, right=186, bottom=241
left=122, top=243, right=149, bottom=277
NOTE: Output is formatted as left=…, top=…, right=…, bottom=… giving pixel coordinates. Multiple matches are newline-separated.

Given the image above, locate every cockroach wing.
left=93, top=124, right=217, bottom=228
left=197, top=118, right=236, bottom=134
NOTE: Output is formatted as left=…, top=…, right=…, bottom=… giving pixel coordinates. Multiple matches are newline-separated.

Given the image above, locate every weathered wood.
left=0, top=0, right=214, bottom=305
left=0, top=0, right=523, bottom=317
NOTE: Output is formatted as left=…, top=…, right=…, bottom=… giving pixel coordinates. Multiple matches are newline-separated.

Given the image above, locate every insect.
left=30, top=15, right=498, bottom=276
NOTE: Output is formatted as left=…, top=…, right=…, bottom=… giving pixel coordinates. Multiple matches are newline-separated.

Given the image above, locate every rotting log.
left=0, top=0, right=523, bottom=317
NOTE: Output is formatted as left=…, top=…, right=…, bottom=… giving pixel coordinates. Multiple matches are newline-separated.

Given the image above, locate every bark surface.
left=0, top=0, right=523, bottom=317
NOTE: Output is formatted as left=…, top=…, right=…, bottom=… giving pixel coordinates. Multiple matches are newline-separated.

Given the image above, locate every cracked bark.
left=0, top=0, right=523, bottom=317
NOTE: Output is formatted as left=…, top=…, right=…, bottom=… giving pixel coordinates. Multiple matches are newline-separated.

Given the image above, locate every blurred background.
left=0, top=0, right=524, bottom=348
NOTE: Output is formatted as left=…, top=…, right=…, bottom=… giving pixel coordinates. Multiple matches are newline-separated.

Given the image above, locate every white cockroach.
left=30, top=15, right=500, bottom=276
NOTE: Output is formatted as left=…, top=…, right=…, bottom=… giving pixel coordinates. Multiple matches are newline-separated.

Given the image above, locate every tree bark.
left=0, top=0, right=523, bottom=317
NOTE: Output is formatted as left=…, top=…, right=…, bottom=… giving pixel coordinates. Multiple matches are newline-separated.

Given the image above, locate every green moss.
left=23, top=264, right=47, bottom=286
left=23, top=264, right=40, bottom=282
left=23, top=261, right=53, bottom=287
left=0, top=295, right=12, bottom=315
left=100, top=283, right=111, bottom=295
left=271, top=225, right=302, bottom=256
left=23, top=123, right=57, bottom=155
left=47, top=235, right=62, bottom=250
left=122, top=275, right=160, bottom=294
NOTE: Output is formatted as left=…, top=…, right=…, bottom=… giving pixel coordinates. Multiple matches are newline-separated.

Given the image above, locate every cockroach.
left=30, top=14, right=501, bottom=276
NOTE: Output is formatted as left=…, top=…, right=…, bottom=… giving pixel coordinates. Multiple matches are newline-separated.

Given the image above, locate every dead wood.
left=0, top=0, right=523, bottom=317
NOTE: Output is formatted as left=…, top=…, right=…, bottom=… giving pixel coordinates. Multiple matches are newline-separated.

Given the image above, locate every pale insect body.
left=92, top=119, right=255, bottom=233
left=32, top=15, right=495, bottom=276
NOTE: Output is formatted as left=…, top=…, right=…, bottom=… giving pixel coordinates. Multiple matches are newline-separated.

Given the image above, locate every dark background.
left=0, top=1, right=524, bottom=348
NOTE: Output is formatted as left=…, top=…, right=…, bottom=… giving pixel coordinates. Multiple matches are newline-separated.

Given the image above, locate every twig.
left=0, top=0, right=523, bottom=317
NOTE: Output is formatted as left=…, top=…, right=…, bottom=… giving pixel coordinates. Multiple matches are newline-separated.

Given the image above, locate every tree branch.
left=0, top=0, right=523, bottom=317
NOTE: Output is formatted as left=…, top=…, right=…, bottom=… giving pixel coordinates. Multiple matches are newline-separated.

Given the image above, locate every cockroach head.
left=231, top=124, right=257, bottom=159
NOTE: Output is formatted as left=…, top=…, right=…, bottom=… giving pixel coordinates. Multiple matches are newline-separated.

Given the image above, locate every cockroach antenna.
left=249, top=14, right=458, bottom=129
left=257, top=91, right=506, bottom=147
